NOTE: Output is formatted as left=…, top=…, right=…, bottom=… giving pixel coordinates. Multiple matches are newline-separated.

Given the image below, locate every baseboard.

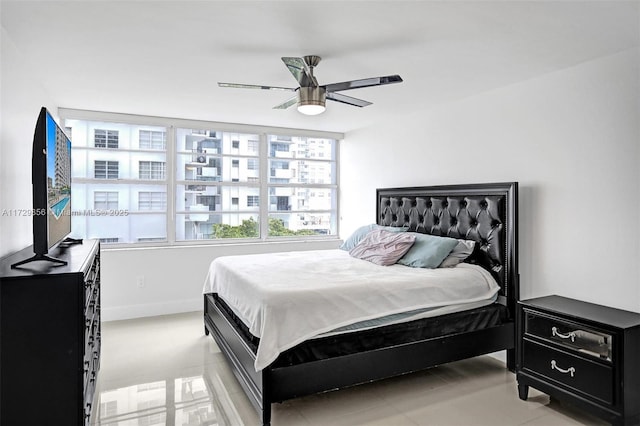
left=102, top=297, right=202, bottom=321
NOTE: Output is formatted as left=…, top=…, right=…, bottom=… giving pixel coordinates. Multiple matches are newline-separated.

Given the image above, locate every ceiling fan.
left=218, top=55, right=403, bottom=115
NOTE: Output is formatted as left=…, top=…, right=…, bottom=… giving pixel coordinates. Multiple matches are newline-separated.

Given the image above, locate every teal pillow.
left=396, top=233, right=459, bottom=268
left=340, top=224, right=407, bottom=251
left=340, top=224, right=377, bottom=251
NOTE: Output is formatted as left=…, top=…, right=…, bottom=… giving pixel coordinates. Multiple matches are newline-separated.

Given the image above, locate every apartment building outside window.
left=139, top=161, right=166, bottom=180
left=63, top=109, right=341, bottom=245
left=94, top=129, right=118, bottom=148
left=139, top=130, right=166, bottom=150
left=94, top=161, right=119, bottom=179
left=139, top=192, right=167, bottom=211
left=94, top=191, right=118, bottom=210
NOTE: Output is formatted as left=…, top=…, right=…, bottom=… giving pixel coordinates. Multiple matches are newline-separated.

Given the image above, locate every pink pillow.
left=349, top=229, right=416, bottom=266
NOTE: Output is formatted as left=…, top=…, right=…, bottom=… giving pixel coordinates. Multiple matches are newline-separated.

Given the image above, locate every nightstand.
left=516, top=295, right=640, bottom=426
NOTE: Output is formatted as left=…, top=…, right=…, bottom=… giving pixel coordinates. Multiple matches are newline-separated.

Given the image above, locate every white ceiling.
left=2, top=1, right=638, bottom=133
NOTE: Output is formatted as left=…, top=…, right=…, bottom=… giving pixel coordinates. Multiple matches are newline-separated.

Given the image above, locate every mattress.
left=203, top=249, right=501, bottom=371
left=209, top=294, right=509, bottom=368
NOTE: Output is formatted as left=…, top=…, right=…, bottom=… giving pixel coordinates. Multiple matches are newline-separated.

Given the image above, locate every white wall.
left=0, top=27, right=58, bottom=257
left=340, top=49, right=640, bottom=313
left=101, top=239, right=340, bottom=321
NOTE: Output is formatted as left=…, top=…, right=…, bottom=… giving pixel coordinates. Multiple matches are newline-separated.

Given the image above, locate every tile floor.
left=93, top=311, right=608, bottom=426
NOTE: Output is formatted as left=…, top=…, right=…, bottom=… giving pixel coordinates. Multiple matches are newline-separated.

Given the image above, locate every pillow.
left=439, top=239, right=476, bottom=268
left=349, top=229, right=416, bottom=266
left=378, top=225, right=407, bottom=233
left=340, top=224, right=378, bottom=251
left=396, top=233, right=458, bottom=268
left=340, top=224, right=406, bottom=251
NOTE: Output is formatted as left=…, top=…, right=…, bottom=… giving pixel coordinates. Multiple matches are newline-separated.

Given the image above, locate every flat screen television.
left=12, top=107, right=78, bottom=268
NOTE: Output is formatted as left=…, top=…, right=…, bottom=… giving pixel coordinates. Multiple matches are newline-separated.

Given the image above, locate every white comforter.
left=203, top=249, right=500, bottom=371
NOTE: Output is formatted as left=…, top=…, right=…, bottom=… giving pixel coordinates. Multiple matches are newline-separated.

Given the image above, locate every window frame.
left=60, top=108, right=343, bottom=247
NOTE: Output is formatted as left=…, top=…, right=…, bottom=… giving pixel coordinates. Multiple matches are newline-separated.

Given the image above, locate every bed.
left=203, top=182, right=519, bottom=425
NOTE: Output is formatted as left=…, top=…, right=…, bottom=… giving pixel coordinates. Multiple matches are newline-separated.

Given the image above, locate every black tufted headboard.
left=377, top=182, right=519, bottom=313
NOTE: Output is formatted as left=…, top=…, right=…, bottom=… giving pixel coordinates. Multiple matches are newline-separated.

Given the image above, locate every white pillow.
left=349, top=229, right=416, bottom=266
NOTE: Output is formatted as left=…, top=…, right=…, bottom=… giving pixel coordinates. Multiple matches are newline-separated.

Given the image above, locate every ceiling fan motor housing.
left=298, top=86, right=326, bottom=106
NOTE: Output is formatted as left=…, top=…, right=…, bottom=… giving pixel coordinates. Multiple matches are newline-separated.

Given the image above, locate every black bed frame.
left=204, top=182, right=519, bottom=425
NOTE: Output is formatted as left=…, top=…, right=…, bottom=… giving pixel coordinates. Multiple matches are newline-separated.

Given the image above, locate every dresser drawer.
left=522, top=339, right=613, bottom=404
left=524, top=310, right=612, bottom=362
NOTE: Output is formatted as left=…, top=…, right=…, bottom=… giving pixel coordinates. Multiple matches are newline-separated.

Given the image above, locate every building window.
left=94, top=191, right=118, bottom=210
left=232, top=159, right=240, bottom=167
left=138, top=192, right=167, bottom=211
left=94, top=160, right=119, bottom=179
left=247, top=159, right=258, bottom=170
left=137, top=237, right=166, bottom=242
left=247, top=195, right=259, bottom=207
left=270, top=142, right=289, bottom=156
left=94, top=129, right=118, bottom=148
left=139, top=161, right=166, bottom=180
left=232, top=140, right=240, bottom=149
left=231, top=197, right=239, bottom=205
left=139, top=130, right=167, bottom=150
left=99, top=237, right=119, bottom=243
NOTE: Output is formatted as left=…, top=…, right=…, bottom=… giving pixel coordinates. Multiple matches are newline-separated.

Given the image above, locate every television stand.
left=11, top=253, right=67, bottom=268
left=1, top=239, right=102, bottom=425
left=59, top=237, right=83, bottom=248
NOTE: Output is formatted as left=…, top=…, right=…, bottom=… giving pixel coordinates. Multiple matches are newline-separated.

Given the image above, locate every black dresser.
left=517, top=295, right=640, bottom=425
left=0, top=239, right=101, bottom=425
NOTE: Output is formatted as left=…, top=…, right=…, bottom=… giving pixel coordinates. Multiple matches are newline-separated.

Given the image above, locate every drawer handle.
left=551, top=326, right=576, bottom=342
left=551, top=360, right=575, bottom=377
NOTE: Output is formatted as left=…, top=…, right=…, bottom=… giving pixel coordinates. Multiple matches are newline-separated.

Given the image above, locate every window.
left=138, top=192, right=167, bottom=211
left=270, top=142, right=289, bottom=156
left=94, top=191, right=118, bottom=210
left=139, top=161, right=166, bottom=180
left=139, top=130, right=166, bottom=150
left=94, top=161, right=119, bottom=179
left=267, top=135, right=337, bottom=237
left=94, top=129, right=118, bottom=148
left=64, top=110, right=340, bottom=245
left=247, top=195, right=259, bottom=207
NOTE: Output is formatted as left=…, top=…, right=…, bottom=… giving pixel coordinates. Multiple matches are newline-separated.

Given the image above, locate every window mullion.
left=259, top=132, right=269, bottom=241
left=167, top=125, right=176, bottom=244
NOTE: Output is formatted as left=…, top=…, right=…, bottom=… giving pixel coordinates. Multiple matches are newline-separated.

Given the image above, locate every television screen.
left=11, top=107, right=74, bottom=268
left=46, top=111, right=72, bottom=248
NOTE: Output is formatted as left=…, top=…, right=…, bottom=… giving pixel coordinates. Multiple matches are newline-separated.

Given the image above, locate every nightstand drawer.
left=524, top=311, right=612, bottom=362
left=522, top=339, right=613, bottom=404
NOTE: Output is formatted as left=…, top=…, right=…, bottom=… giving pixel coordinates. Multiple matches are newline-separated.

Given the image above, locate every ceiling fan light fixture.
left=297, top=87, right=326, bottom=115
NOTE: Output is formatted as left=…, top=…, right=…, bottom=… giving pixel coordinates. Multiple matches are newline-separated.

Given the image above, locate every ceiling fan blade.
left=273, top=95, right=298, bottom=110
left=324, top=75, right=403, bottom=93
left=281, top=57, right=318, bottom=87
left=218, top=82, right=295, bottom=92
left=326, top=92, right=372, bottom=108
